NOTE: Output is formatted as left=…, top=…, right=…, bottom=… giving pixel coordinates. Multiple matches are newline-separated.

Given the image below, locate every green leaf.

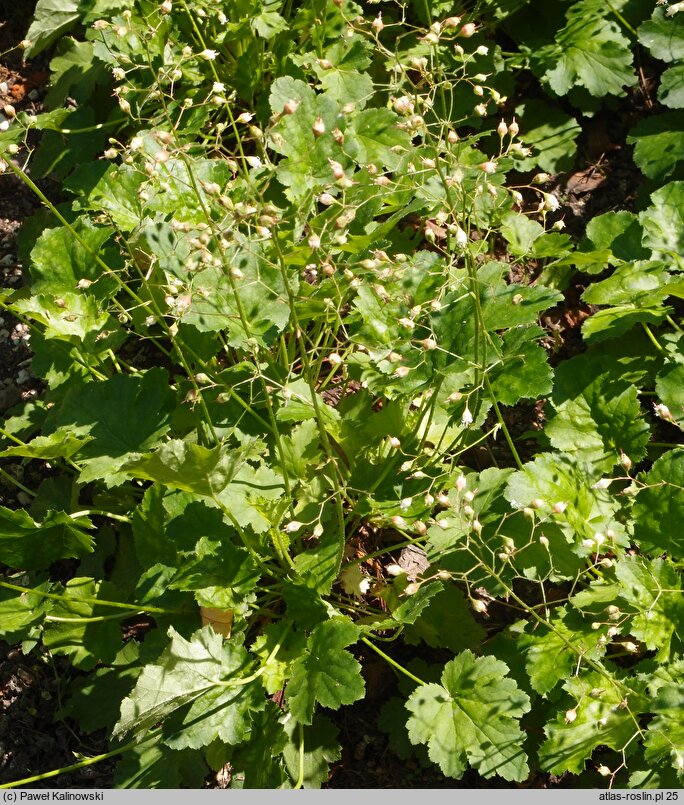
left=267, top=77, right=347, bottom=199
left=114, top=626, right=258, bottom=742
left=406, top=650, right=531, bottom=780
left=114, top=742, right=207, bottom=789
left=0, top=507, right=93, bottom=570
left=170, top=536, right=261, bottom=610
left=546, top=353, right=650, bottom=470
left=55, top=369, right=175, bottom=486
left=627, top=112, right=684, bottom=182
left=70, top=164, right=145, bottom=232
left=404, top=585, right=486, bottom=653
left=512, top=100, right=581, bottom=173
left=580, top=210, right=647, bottom=266
left=184, top=238, right=292, bottom=347
left=539, top=673, right=642, bottom=774
left=488, top=326, right=553, bottom=406
left=43, top=577, right=124, bottom=670
left=12, top=293, right=122, bottom=349
left=479, top=262, right=564, bottom=329
left=61, top=663, right=139, bottom=734
left=582, top=304, right=670, bottom=344
left=391, top=580, right=443, bottom=625
left=124, top=440, right=249, bottom=499
left=633, top=449, right=684, bottom=560
left=315, top=37, right=373, bottom=106
left=659, top=65, right=684, bottom=109
left=582, top=260, right=677, bottom=311
left=0, top=582, right=53, bottom=643
left=224, top=704, right=288, bottom=788
left=640, top=181, right=684, bottom=260
left=644, top=684, right=684, bottom=778
left=656, top=362, right=684, bottom=431
left=28, top=219, right=119, bottom=300
left=615, top=556, right=683, bottom=660
left=505, top=453, right=624, bottom=546
left=287, top=619, right=364, bottom=725
left=543, top=10, right=636, bottom=97
left=25, top=0, right=80, bottom=57
left=346, top=109, right=411, bottom=170
left=638, top=7, right=684, bottom=61
left=281, top=714, right=342, bottom=788
left=520, top=607, right=606, bottom=695
left=0, top=428, right=88, bottom=460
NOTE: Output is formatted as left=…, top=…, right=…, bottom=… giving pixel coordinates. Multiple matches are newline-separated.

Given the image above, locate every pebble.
left=16, top=368, right=31, bottom=385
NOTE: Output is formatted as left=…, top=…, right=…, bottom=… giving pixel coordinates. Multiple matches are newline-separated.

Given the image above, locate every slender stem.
left=70, top=509, right=133, bottom=523
left=361, top=636, right=426, bottom=686
left=0, top=466, right=36, bottom=497
left=0, top=734, right=158, bottom=789
left=606, top=0, right=638, bottom=36
left=641, top=322, right=665, bottom=353
left=0, top=579, right=185, bottom=615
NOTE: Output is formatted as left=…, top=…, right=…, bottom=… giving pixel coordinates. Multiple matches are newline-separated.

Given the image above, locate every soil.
left=0, top=4, right=665, bottom=792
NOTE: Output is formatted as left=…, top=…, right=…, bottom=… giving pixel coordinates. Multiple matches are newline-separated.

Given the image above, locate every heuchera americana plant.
left=0, top=0, right=682, bottom=789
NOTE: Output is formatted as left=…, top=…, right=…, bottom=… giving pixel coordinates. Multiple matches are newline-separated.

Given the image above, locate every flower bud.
left=497, top=119, right=508, bottom=137
left=372, top=14, right=384, bottom=32
left=479, top=160, right=496, bottom=173
left=532, top=172, right=551, bottom=184
left=460, top=22, right=477, bottom=36
left=312, top=117, right=326, bottom=137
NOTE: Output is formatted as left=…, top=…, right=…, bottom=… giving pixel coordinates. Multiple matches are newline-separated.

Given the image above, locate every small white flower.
left=198, top=48, right=218, bottom=60
left=542, top=192, right=560, bottom=212
left=284, top=520, right=302, bottom=533
left=461, top=405, right=473, bottom=425
left=245, top=155, right=262, bottom=168
left=479, top=160, right=496, bottom=173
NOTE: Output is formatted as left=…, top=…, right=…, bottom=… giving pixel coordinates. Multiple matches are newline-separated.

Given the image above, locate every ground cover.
left=0, top=0, right=682, bottom=789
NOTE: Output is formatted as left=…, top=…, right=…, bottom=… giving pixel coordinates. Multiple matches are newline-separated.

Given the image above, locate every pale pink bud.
left=312, top=117, right=326, bottom=137
left=460, top=22, right=477, bottom=37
